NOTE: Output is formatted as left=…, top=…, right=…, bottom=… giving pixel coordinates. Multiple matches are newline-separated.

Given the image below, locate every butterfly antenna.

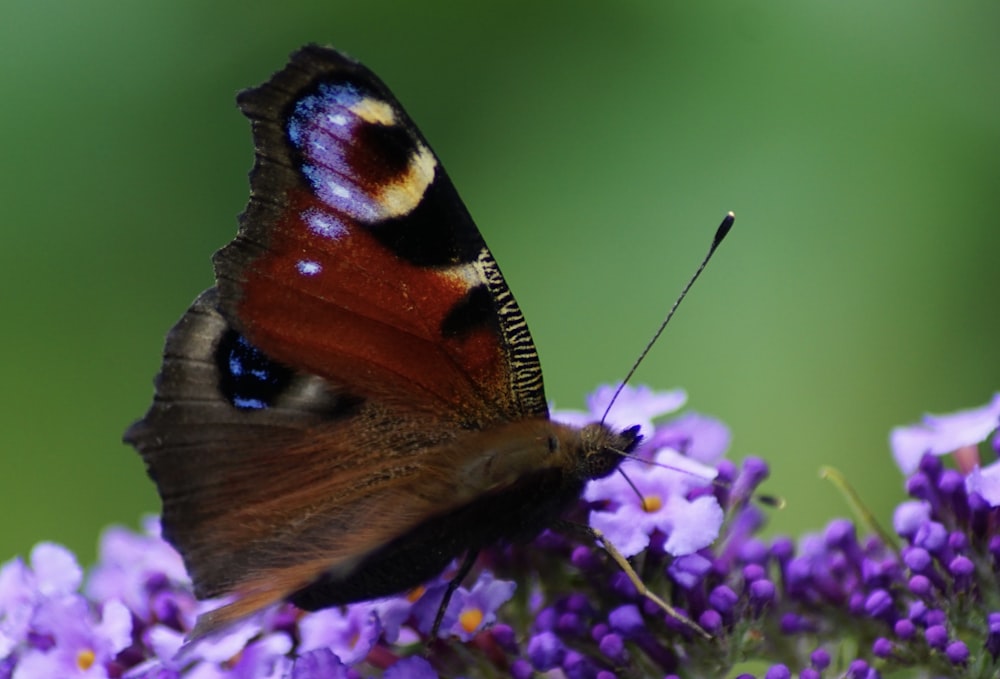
left=601, top=212, right=735, bottom=424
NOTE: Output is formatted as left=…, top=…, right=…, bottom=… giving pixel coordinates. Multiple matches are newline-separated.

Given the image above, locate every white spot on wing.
left=304, top=209, right=348, bottom=239
left=297, top=260, right=322, bottom=276
left=328, top=181, right=351, bottom=199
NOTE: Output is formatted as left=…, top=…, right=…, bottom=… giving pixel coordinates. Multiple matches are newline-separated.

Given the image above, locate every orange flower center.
left=642, top=495, right=663, bottom=512
left=459, top=607, right=484, bottom=633
left=76, top=649, right=96, bottom=670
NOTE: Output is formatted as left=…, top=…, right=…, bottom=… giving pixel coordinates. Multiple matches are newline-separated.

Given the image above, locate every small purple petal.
left=749, top=580, right=775, bottom=613
left=925, top=624, right=948, bottom=650
left=846, top=659, right=870, bottom=679
left=946, top=640, right=969, bottom=665
left=291, top=648, right=349, bottom=679
left=949, top=555, right=974, bottom=580
left=908, top=575, right=931, bottom=595
left=913, top=521, right=947, bottom=553
left=698, top=610, right=723, bottom=634
left=298, top=605, right=379, bottom=663
left=872, top=637, right=893, bottom=658
left=30, top=543, right=82, bottom=597
left=925, top=608, right=947, bottom=626
left=864, top=589, right=893, bottom=619
left=526, top=631, right=564, bottom=671
left=608, top=605, right=644, bottom=636
left=598, top=633, right=627, bottom=663
left=649, top=411, right=731, bottom=463
left=894, top=618, right=916, bottom=639
left=987, top=616, right=1000, bottom=659
left=730, top=457, right=770, bottom=506
left=511, top=658, right=533, bottom=679
left=965, top=461, right=1000, bottom=506
left=810, top=647, right=831, bottom=669
left=770, top=536, right=794, bottom=563
left=384, top=655, right=438, bottom=679
left=764, top=664, right=790, bottom=679
left=662, top=494, right=724, bottom=556
left=891, top=393, right=1000, bottom=474
left=668, top=553, right=712, bottom=589
left=742, top=564, right=766, bottom=583
left=708, top=586, right=738, bottom=614
left=903, top=547, right=931, bottom=572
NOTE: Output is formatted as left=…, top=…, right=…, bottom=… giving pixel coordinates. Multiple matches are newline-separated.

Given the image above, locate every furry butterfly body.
left=126, top=45, right=641, bottom=637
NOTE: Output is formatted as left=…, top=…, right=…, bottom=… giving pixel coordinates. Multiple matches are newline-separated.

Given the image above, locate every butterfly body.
left=126, top=45, right=640, bottom=636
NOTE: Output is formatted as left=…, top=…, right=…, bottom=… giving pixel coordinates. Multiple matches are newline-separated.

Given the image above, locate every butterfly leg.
left=430, top=550, right=479, bottom=640
left=556, top=521, right=710, bottom=640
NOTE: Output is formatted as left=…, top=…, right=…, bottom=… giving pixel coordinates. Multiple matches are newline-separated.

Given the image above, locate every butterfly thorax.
left=443, top=419, right=640, bottom=497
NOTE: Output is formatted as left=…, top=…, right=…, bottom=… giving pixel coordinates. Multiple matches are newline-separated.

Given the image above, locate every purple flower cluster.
left=0, top=517, right=512, bottom=678
left=2, top=387, right=999, bottom=678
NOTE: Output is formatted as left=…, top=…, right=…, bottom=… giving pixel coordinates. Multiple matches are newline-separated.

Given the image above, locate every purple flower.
left=890, top=393, right=1000, bottom=474
left=441, top=571, right=515, bottom=641
left=13, top=596, right=131, bottom=677
left=1, top=544, right=89, bottom=663
left=297, top=603, right=379, bottom=664
left=584, top=446, right=721, bottom=557
left=86, top=518, right=191, bottom=625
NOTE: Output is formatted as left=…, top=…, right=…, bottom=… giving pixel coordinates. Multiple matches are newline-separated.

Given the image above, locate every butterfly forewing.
left=214, top=46, right=546, bottom=424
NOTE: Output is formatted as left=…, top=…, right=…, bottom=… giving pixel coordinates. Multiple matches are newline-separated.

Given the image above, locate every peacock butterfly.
left=126, top=45, right=719, bottom=639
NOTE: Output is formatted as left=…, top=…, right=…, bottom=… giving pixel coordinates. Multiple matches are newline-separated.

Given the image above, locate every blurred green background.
left=2, top=1, right=998, bottom=566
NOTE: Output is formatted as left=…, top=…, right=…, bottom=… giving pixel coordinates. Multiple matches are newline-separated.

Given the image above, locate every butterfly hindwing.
left=214, top=45, right=547, bottom=425
left=126, top=290, right=547, bottom=631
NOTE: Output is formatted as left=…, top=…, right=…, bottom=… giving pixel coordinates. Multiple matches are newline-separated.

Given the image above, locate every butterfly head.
left=576, top=422, right=643, bottom=481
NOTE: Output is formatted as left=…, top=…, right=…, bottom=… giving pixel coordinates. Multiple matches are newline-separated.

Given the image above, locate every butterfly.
left=126, top=44, right=664, bottom=639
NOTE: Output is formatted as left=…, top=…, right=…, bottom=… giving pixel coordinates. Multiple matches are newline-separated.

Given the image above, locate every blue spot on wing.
left=215, top=331, right=294, bottom=411
left=233, top=396, right=267, bottom=410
